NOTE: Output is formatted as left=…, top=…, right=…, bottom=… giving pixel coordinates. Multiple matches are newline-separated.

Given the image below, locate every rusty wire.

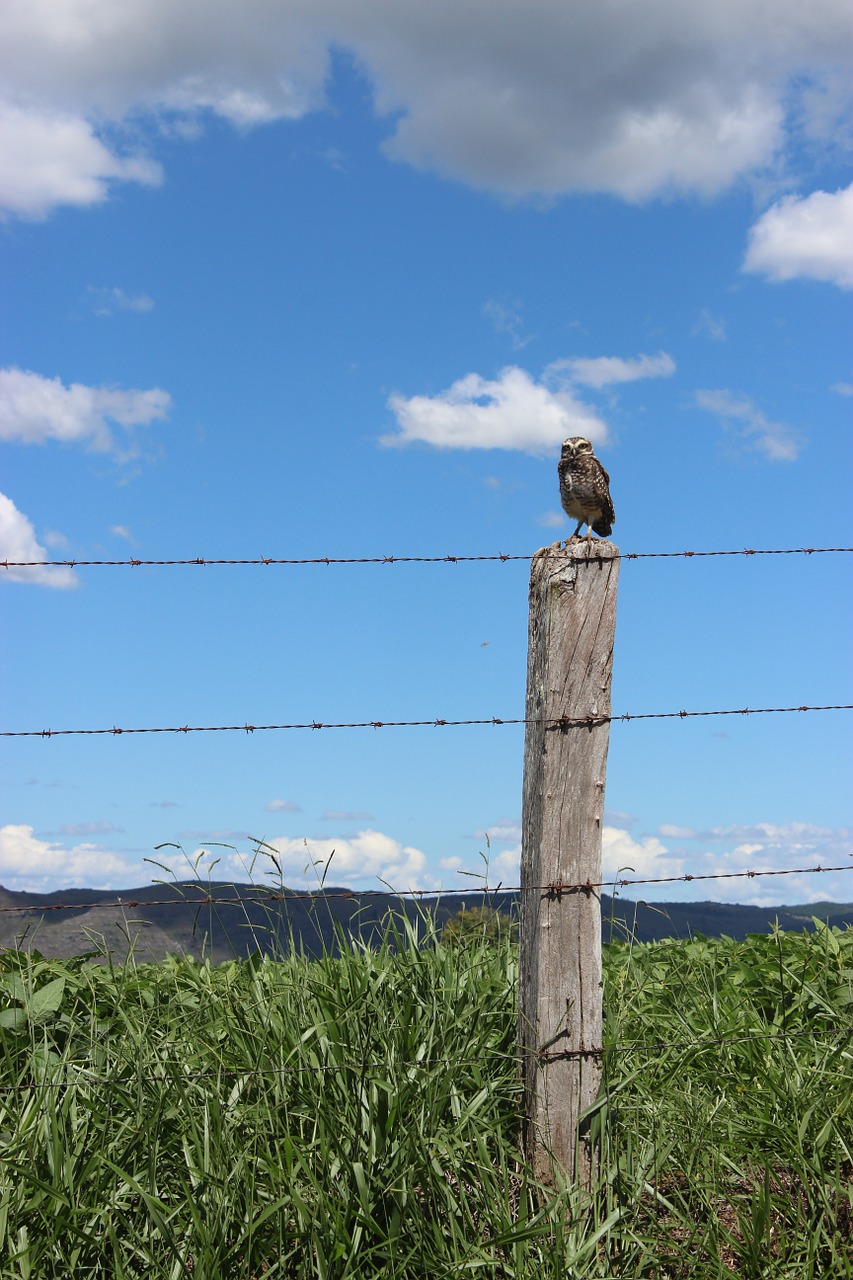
left=2, top=702, right=851, bottom=739
left=2, top=546, right=852, bottom=571
left=0, top=1026, right=849, bottom=1094
left=0, top=860, right=850, bottom=917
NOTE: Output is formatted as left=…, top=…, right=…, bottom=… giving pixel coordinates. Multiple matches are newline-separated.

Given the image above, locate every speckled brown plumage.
left=558, top=436, right=614, bottom=540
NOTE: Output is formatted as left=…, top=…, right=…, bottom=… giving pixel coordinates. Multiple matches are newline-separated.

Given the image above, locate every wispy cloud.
left=59, top=821, right=125, bottom=837
left=555, top=351, right=676, bottom=389
left=695, top=389, right=801, bottom=461
left=482, top=297, right=533, bottom=350
left=88, top=286, right=155, bottom=315
left=692, top=308, right=727, bottom=341
left=265, top=799, right=302, bottom=813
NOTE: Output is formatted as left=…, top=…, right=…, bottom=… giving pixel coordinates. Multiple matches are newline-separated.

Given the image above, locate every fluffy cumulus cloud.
left=695, top=389, right=801, bottom=461
left=0, top=492, right=78, bottom=588
left=383, top=365, right=607, bottom=453
left=383, top=352, right=677, bottom=452
left=182, top=828, right=435, bottom=891
left=743, top=182, right=853, bottom=289
left=602, top=826, right=684, bottom=883
left=0, top=0, right=850, bottom=215
left=0, top=103, right=162, bottom=219
left=0, top=367, right=171, bottom=454
left=0, top=824, right=136, bottom=891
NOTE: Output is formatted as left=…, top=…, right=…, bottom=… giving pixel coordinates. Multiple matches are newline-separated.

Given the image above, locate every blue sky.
left=1, top=2, right=851, bottom=905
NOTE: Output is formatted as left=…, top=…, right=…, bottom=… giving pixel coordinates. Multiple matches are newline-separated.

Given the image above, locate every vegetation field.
left=1, top=912, right=851, bottom=1278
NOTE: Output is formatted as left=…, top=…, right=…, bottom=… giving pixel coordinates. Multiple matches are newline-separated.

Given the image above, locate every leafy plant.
left=0, top=920, right=850, bottom=1277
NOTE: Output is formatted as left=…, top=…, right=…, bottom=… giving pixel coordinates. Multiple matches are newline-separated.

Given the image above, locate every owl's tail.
left=592, top=517, right=613, bottom=537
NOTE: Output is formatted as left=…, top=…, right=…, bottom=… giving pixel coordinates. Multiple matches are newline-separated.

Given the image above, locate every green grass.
left=0, top=914, right=851, bottom=1278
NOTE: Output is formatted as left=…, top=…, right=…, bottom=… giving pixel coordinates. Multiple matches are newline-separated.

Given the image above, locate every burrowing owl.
left=558, top=436, right=614, bottom=541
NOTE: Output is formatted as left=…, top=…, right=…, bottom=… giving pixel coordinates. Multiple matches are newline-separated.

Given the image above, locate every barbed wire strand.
left=1, top=861, right=850, bottom=917
left=0, top=1026, right=849, bottom=1094
left=3, top=702, right=851, bottom=739
left=3, top=547, right=852, bottom=570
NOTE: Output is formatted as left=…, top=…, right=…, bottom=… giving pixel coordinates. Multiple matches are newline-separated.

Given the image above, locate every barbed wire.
left=0, top=1025, right=849, bottom=1094
left=3, top=546, right=852, bottom=571
left=3, top=702, right=850, bottom=739
left=1, top=861, right=850, bottom=917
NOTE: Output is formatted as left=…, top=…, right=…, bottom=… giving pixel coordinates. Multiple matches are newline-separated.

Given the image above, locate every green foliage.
left=440, top=904, right=518, bottom=948
left=0, top=919, right=850, bottom=1277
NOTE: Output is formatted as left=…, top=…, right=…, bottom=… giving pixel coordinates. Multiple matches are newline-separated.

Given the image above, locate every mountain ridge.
left=1, top=880, right=851, bottom=963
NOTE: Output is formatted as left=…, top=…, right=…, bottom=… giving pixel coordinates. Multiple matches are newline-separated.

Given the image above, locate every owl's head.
left=561, top=436, right=594, bottom=457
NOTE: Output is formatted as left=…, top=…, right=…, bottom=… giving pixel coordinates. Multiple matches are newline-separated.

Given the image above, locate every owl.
left=557, top=436, right=614, bottom=541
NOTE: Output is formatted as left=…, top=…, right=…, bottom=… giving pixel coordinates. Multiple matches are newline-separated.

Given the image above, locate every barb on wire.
left=536, top=1024, right=853, bottom=1062
left=0, top=862, right=850, bottom=917
left=1, top=546, right=851, bottom=570
left=0, top=1026, right=849, bottom=1093
left=2, top=703, right=851, bottom=739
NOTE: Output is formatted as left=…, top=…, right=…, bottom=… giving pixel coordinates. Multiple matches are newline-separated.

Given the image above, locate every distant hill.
left=1, top=881, right=851, bottom=963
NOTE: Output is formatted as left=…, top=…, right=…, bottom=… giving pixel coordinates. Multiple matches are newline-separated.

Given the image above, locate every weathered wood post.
left=519, top=540, right=619, bottom=1190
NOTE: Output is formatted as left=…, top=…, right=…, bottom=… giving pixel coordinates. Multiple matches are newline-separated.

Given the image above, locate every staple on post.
left=519, top=540, right=619, bottom=1191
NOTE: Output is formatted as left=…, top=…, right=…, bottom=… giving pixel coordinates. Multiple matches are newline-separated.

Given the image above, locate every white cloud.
left=831, top=382, right=853, bottom=396
left=478, top=818, right=523, bottom=845
left=383, top=365, right=608, bottom=453
left=695, top=388, right=801, bottom=461
left=602, top=826, right=685, bottom=883
left=631, top=820, right=853, bottom=906
left=0, top=367, right=170, bottom=455
left=537, top=511, right=566, bottom=529
left=110, top=525, right=135, bottom=543
left=211, top=828, right=437, bottom=891
left=490, top=847, right=521, bottom=879
left=0, top=492, right=78, bottom=589
left=1, top=0, right=850, bottom=214
left=744, top=183, right=853, bottom=289
left=265, top=799, right=302, bottom=813
left=699, top=820, right=852, bottom=857
left=0, top=102, right=162, bottom=218
left=0, top=824, right=136, bottom=891
left=558, top=351, right=676, bottom=389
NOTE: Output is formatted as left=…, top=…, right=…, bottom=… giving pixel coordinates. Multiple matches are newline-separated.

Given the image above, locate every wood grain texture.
left=519, top=541, right=620, bottom=1190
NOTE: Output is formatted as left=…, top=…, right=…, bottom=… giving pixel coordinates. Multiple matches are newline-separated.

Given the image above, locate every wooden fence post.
left=519, top=540, right=619, bottom=1191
